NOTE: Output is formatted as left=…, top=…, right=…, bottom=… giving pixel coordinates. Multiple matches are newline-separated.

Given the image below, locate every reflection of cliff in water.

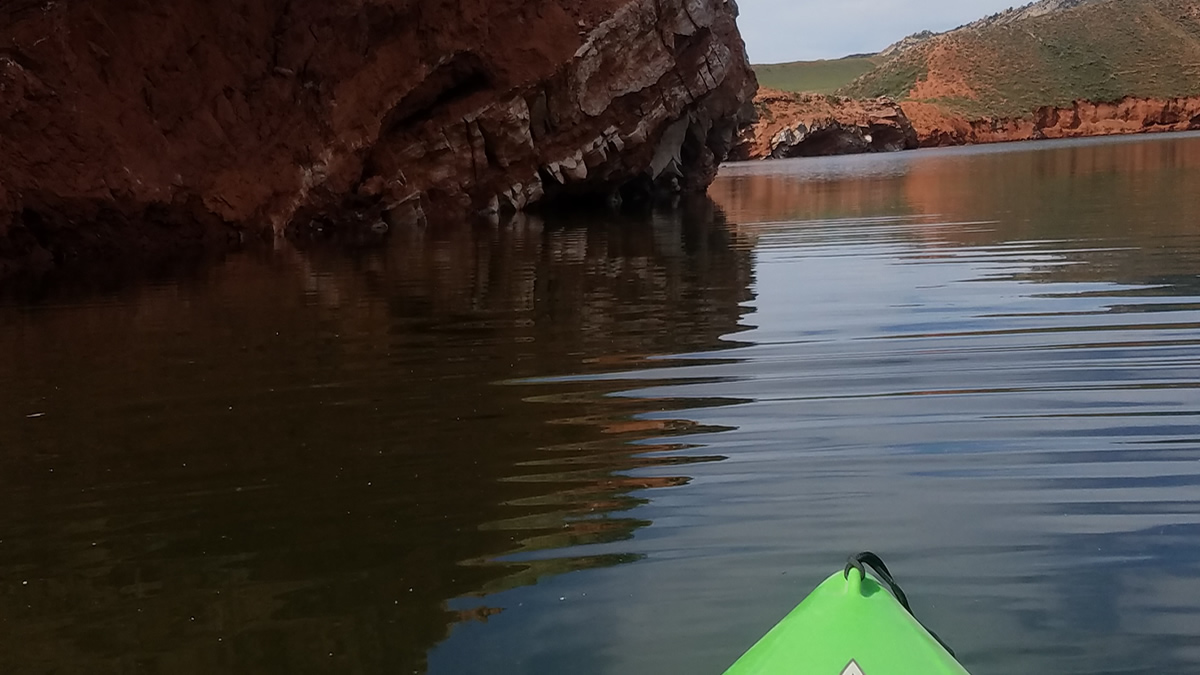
left=713, top=134, right=1200, bottom=295
left=0, top=198, right=753, bottom=674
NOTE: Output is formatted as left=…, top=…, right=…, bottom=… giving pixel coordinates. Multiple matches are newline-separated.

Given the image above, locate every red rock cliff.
left=741, top=94, right=1200, bottom=160
left=907, top=97, right=1200, bottom=147
left=0, top=0, right=756, bottom=272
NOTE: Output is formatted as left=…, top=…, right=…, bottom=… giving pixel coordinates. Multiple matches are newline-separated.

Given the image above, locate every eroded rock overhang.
left=0, top=0, right=758, bottom=271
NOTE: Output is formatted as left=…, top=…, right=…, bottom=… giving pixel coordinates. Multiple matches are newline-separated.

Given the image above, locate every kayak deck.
left=723, top=553, right=970, bottom=674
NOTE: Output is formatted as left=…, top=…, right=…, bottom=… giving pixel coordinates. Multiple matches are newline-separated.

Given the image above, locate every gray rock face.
left=974, top=0, right=1099, bottom=27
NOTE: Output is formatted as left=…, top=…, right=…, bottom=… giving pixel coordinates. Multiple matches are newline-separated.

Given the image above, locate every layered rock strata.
left=740, top=93, right=1200, bottom=162
left=735, top=89, right=918, bottom=160
left=0, top=0, right=756, bottom=274
left=907, top=97, right=1200, bottom=146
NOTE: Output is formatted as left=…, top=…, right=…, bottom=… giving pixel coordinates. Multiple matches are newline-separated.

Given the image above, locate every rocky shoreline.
left=907, top=97, right=1200, bottom=146
left=739, top=90, right=1200, bottom=162
left=0, top=0, right=757, bottom=278
left=733, top=89, right=918, bottom=160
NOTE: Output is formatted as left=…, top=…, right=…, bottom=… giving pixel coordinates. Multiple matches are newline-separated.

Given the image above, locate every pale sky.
left=738, top=0, right=1028, bottom=63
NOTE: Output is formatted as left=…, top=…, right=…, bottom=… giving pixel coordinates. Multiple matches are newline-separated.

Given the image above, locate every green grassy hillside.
left=840, top=0, right=1200, bottom=117
left=754, top=57, right=881, bottom=94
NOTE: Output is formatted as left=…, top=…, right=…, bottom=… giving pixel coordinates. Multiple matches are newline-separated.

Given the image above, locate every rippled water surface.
left=4, top=133, right=1200, bottom=674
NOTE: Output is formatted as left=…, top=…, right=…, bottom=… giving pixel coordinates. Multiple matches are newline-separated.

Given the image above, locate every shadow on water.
left=0, top=198, right=753, bottom=674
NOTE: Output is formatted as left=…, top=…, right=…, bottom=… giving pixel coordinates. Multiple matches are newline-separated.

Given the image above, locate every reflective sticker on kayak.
left=841, top=661, right=865, bottom=675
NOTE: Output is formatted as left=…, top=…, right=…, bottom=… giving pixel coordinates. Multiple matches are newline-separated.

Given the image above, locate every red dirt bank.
left=0, top=0, right=755, bottom=276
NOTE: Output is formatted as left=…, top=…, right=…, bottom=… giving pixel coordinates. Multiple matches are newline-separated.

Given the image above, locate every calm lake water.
left=3, top=133, right=1200, bottom=674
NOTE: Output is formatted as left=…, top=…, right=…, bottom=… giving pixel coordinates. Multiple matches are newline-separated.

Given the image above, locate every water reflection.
left=628, top=133, right=1200, bottom=675
left=714, top=133, right=1200, bottom=288
left=0, top=200, right=753, bottom=674
left=5, top=132, right=1200, bottom=675
left=431, top=133, right=1200, bottom=675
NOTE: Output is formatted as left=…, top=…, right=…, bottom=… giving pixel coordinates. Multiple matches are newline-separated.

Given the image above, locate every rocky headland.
left=0, top=0, right=756, bottom=277
left=734, top=89, right=917, bottom=160
left=742, top=93, right=1200, bottom=158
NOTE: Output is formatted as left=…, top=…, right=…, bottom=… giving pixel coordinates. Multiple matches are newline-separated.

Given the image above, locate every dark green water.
left=3, top=133, right=1200, bottom=674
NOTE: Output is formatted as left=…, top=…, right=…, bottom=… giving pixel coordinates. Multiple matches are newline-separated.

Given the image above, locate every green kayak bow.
left=723, top=552, right=970, bottom=675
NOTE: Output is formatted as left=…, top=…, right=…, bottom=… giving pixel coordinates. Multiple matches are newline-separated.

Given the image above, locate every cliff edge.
left=0, top=0, right=756, bottom=274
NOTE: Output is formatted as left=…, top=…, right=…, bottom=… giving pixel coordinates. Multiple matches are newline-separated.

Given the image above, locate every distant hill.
left=877, top=31, right=936, bottom=59
left=753, top=56, right=881, bottom=95
left=840, top=0, right=1200, bottom=118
